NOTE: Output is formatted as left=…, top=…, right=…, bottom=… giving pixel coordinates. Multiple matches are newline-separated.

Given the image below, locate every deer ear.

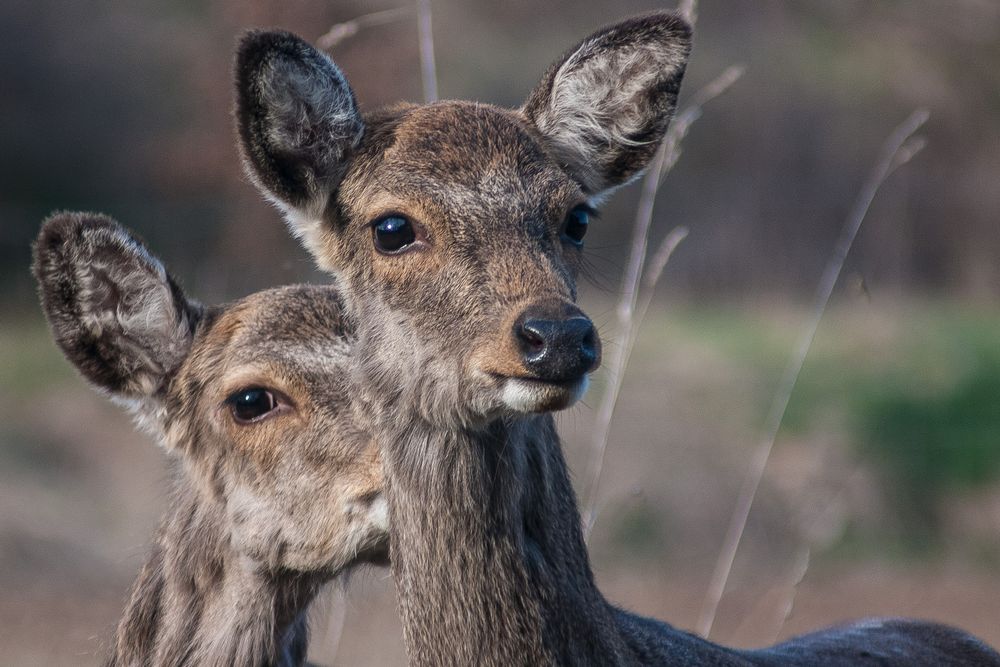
left=32, top=212, right=201, bottom=400
left=235, top=29, right=364, bottom=224
left=522, top=12, right=692, bottom=194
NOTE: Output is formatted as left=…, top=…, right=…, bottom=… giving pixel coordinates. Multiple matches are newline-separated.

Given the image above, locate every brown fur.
left=33, top=213, right=387, bottom=666
left=234, top=11, right=1000, bottom=666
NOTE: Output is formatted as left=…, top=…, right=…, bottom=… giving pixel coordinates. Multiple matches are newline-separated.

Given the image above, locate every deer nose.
left=514, top=304, right=600, bottom=382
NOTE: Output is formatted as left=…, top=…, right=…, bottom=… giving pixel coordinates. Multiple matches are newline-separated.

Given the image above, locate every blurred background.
left=1, top=0, right=998, bottom=664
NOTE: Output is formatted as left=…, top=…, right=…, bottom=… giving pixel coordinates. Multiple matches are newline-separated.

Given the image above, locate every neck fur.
left=383, top=412, right=631, bottom=665
left=108, top=476, right=321, bottom=667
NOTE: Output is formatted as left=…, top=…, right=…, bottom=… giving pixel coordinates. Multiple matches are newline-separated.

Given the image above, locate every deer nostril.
left=577, top=319, right=598, bottom=363
left=517, top=320, right=548, bottom=358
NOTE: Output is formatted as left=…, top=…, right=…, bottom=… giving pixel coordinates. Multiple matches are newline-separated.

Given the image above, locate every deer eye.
left=372, top=215, right=417, bottom=254
left=562, top=205, right=591, bottom=246
left=227, top=387, right=278, bottom=424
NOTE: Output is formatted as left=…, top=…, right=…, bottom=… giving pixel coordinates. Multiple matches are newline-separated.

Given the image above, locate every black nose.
left=514, top=303, right=600, bottom=382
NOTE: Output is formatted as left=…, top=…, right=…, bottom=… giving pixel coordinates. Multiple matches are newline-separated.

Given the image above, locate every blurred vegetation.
left=856, top=341, right=1000, bottom=539
left=657, top=301, right=1000, bottom=550
left=0, top=320, right=75, bottom=395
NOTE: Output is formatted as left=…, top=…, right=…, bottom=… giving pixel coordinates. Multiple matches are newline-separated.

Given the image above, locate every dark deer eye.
left=373, top=215, right=417, bottom=254
left=227, top=387, right=277, bottom=423
left=562, top=206, right=591, bottom=246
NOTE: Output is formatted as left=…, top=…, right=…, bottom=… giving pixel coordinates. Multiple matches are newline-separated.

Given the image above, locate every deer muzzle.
left=513, top=301, right=600, bottom=383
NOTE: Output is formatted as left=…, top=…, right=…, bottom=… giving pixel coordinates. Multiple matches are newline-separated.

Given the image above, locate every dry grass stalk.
left=581, top=64, right=744, bottom=538
left=678, top=0, right=698, bottom=24
left=416, top=0, right=438, bottom=102
left=658, top=65, right=746, bottom=186
left=695, top=108, right=931, bottom=639
left=317, top=7, right=412, bottom=51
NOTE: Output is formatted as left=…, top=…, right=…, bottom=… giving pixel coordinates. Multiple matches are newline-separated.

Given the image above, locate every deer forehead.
left=386, top=102, right=547, bottom=173
left=346, top=102, right=583, bottom=231
left=171, top=286, right=354, bottom=418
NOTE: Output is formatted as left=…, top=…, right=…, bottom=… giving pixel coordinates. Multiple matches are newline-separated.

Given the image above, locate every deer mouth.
left=495, top=374, right=590, bottom=413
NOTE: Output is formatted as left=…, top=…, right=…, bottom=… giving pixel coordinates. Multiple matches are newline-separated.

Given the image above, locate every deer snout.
left=514, top=303, right=600, bottom=383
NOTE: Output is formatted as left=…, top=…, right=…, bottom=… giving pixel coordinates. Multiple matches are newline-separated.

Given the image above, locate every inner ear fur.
left=522, top=11, right=692, bottom=194
left=32, top=212, right=201, bottom=398
left=234, top=29, right=364, bottom=215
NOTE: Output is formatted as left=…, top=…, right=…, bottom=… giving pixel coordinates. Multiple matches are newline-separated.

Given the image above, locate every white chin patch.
left=500, top=376, right=590, bottom=413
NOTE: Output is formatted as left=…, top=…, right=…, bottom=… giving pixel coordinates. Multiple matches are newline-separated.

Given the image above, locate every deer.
left=32, top=212, right=388, bottom=667
left=233, top=8, right=1000, bottom=666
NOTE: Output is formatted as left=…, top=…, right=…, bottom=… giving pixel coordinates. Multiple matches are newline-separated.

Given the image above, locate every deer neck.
left=383, top=412, right=632, bottom=666
left=109, top=474, right=320, bottom=667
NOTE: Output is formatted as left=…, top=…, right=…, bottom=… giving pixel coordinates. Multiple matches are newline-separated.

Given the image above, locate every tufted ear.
left=521, top=11, right=692, bottom=195
left=32, top=212, right=201, bottom=399
left=234, top=29, right=364, bottom=235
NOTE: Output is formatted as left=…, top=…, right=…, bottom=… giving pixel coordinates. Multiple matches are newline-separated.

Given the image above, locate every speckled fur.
left=33, top=213, right=387, bottom=667
left=234, top=13, right=1000, bottom=666
left=522, top=13, right=692, bottom=193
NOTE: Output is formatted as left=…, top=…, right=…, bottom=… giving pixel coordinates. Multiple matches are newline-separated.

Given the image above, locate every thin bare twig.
left=317, top=7, right=412, bottom=50
left=416, top=0, right=438, bottom=102
left=580, top=143, right=665, bottom=539
left=322, top=586, right=349, bottom=663
left=631, top=227, right=689, bottom=348
left=581, top=65, right=744, bottom=538
left=659, top=65, right=746, bottom=185
left=768, top=544, right=812, bottom=644
left=677, top=0, right=698, bottom=24
left=695, top=108, right=930, bottom=639
left=768, top=465, right=863, bottom=642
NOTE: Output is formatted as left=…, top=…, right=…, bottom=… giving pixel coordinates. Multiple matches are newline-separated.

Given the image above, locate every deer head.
left=234, top=12, right=691, bottom=427
left=33, top=212, right=387, bottom=574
